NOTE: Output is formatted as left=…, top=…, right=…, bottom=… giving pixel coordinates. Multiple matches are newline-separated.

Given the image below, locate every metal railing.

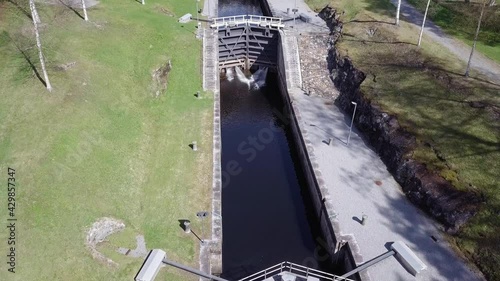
left=237, top=261, right=354, bottom=281
left=211, top=15, right=284, bottom=29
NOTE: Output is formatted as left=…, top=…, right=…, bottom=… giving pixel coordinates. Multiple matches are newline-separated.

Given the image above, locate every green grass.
left=0, top=0, right=212, bottom=280
left=306, top=0, right=500, bottom=280
left=407, top=0, right=500, bottom=63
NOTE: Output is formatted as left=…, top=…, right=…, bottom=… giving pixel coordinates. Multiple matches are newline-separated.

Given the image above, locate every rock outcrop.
left=319, top=6, right=482, bottom=232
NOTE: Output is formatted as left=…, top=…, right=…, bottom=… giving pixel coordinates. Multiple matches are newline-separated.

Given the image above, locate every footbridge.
left=211, top=15, right=284, bottom=70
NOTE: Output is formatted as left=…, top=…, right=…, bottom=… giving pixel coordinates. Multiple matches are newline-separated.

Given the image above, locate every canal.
left=218, top=1, right=331, bottom=280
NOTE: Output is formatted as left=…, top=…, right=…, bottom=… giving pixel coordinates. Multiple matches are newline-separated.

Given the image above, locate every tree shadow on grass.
left=345, top=19, right=394, bottom=25
left=342, top=32, right=416, bottom=46
left=3, top=31, right=48, bottom=87
left=57, top=0, right=84, bottom=20
left=6, top=0, right=33, bottom=20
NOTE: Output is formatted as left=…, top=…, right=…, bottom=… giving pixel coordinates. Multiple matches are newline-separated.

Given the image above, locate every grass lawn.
left=0, top=0, right=212, bottom=280
left=306, top=0, right=500, bottom=280
left=407, top=0, right=500, bottom=64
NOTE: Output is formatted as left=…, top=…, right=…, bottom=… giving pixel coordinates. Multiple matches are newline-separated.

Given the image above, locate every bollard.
left=361, top=215, right=368, bottom=225
left=192, top=141, right=198, bottom=151
left=328, top=138, right=333, bottom=146
left=287, top=8, right=290, bottom=14
left=183, top=221, right=191, bottom=233
left=195, top=91, right=200, bottom=98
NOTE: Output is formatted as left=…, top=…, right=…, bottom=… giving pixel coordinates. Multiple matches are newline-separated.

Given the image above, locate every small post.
left=361, top=215, right=368, bottom=225
left=192, top=141, right=198, bottom=151
left=183, top=221, right=191, bottom=233
left=195, top=91, right=200, bottom=98
left=328, top=138, right=333, bottom=146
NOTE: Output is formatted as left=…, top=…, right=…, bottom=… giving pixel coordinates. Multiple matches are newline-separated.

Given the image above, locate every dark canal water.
left=218, top=1, right=331, bottom=279
left=218, top=0, right=264, bottom=17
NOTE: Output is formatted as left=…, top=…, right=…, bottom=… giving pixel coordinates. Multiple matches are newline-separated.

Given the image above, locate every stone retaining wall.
left=319, top=6, right=482, bottom=233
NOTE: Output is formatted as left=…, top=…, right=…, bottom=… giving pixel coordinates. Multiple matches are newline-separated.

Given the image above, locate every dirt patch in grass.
left=155, top=5, right=176, bottom=17
left=151, top=60, right=172, bottom=97
left=86, top=217, right=125, bottom=267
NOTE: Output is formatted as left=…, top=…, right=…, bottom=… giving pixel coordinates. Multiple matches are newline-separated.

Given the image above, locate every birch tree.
left=81, top=0, right=88, bottom=21
left=465, top=0, right=487, bottom=77
left=29, top=0, right=52, bottom=92
left=396, top=0, right=402, bottom=25
left=417, top=0, right=431, bottom=46
left=32, top=0, right=41, bottom=23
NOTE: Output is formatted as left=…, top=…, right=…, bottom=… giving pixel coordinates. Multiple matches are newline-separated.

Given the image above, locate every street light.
left=347, top=101, right=357, bottom=145
left=294, top=0, right=297, bottom=27
left=135, top=249, right=229, bottom=281
left=340, top=241, right=427, bottom=278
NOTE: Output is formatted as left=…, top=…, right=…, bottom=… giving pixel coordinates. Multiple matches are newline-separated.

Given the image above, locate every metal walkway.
left=210, top=15, right=285, bottom=30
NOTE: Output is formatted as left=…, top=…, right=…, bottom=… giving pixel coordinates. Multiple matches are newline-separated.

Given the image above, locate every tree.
left=465, top=0, right=487, bottom=77
left=29, top=0, right=52, bottom=92
left=418, top=0, right=432, bottom=46
left=81, top=0, right=88, bottom=21
left=396, top=0, right=402, bottom=25
left=488, top=0, right=496, bottom=6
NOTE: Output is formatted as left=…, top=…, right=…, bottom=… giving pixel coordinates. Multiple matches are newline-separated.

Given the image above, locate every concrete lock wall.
left=276, top=31, right=337, bottom=264
left=276, top=30, right=360, bottom=279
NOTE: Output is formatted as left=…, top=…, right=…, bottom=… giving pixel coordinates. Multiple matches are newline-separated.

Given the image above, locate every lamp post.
left=293, top=0, right=297, bottom=28
left=347, top=101, right=357, bottom=145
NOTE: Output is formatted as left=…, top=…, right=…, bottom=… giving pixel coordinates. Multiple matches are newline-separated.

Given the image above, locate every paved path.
left=290, top=91, right=483, bottom=281
left=277, top=1, right=485, bottom=279
left=391, top=0, right=500, bottom=84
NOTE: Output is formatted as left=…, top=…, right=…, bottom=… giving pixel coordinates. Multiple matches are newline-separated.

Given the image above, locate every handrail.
left=210, top=15, right=284, bottom=29
left=237, top=261, right=354, bottom=281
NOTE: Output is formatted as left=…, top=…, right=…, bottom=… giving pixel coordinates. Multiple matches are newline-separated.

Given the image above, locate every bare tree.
left=465, top=0, right=487, bottom=77
left=488, top=0, right=496, bottom=6
left=396, top=0, right=402, bottom=25
left=418, top=0, right=432, bottom=46
left=29, top=0, right=52, bottom=92
left=81, top=0, right=88, bottom=21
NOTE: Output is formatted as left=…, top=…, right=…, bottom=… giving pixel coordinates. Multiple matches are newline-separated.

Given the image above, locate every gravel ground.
left=298, top=34, right=339, bottom=99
